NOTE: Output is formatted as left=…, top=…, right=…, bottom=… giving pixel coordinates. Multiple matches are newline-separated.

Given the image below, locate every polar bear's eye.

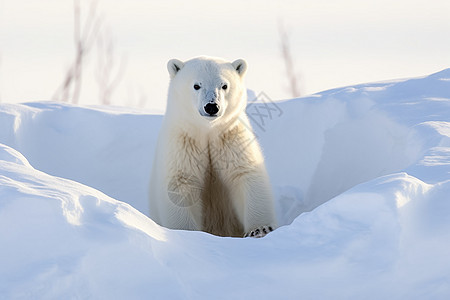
left=193, top=84, right=201, bottom=90
left=222, top=85, right=228, bottom=90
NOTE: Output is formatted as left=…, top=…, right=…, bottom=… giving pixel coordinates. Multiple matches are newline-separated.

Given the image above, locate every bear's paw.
left=244, top=225, right=274, bottom=238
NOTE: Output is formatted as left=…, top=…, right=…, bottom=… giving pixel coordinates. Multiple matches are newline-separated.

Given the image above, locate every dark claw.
left=244, top=226, right=275, bottom=238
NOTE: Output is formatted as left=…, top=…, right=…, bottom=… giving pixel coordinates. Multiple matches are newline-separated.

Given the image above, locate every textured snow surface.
left=1, top=69, right=449, bottom=299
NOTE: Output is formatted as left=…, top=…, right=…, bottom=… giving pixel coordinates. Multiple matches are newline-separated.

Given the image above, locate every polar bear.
left=149, top=56, right=276, bottom=238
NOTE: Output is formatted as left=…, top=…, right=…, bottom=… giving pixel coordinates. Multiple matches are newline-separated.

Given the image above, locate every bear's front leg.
left=227, top=166, right=277, bottom=238
left=215, top=123, right=277, bottom=238
left=165, top=171, right=204, bottom=230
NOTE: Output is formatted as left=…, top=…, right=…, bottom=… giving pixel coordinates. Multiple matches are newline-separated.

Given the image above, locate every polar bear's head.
left=166, top=56, right=248, bottom=128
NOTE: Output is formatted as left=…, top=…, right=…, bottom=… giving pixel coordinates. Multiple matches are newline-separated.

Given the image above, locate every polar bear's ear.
left=167, top=59, right=184, bottom=79
left=232, top=59, right=248, bottom=77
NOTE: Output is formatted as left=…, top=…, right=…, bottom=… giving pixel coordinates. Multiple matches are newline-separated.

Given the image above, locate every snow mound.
left=1, top=69, right=450, bottom=298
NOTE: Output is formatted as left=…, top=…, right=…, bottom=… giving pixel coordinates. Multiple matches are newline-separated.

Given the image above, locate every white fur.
left=149, top=56, right=276, bottom=237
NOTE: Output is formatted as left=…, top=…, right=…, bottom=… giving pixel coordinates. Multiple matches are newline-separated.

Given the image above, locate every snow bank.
left=1, top=69, right=449, bottom=299
left=259, top=70, right=450, bottom=223
left=0, top=103, right=161, bottom=214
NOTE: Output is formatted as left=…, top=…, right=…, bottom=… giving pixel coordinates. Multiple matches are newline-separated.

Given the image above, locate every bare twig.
left=53, top=0, right=102, bottom=103
left=278, top=20, right=301, bottom=98
left=95, top=28, right=127, bottom=105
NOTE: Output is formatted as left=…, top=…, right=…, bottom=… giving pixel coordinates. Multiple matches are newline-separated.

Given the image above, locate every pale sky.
left=1, top=0, right=450, bottom=111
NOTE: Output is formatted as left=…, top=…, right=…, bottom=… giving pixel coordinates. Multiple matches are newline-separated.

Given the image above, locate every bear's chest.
left=173, top=131, right=245, bottom=237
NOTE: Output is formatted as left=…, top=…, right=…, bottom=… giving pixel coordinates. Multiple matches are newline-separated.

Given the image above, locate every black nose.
left=204, top=103, right=219, bottom=116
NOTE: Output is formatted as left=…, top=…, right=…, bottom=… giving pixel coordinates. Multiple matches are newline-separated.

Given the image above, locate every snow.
left=1, top=69, right=450, bottom=299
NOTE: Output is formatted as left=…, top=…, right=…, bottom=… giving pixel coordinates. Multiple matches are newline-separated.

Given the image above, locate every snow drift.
left=1, top=69, right=449, bottom=299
